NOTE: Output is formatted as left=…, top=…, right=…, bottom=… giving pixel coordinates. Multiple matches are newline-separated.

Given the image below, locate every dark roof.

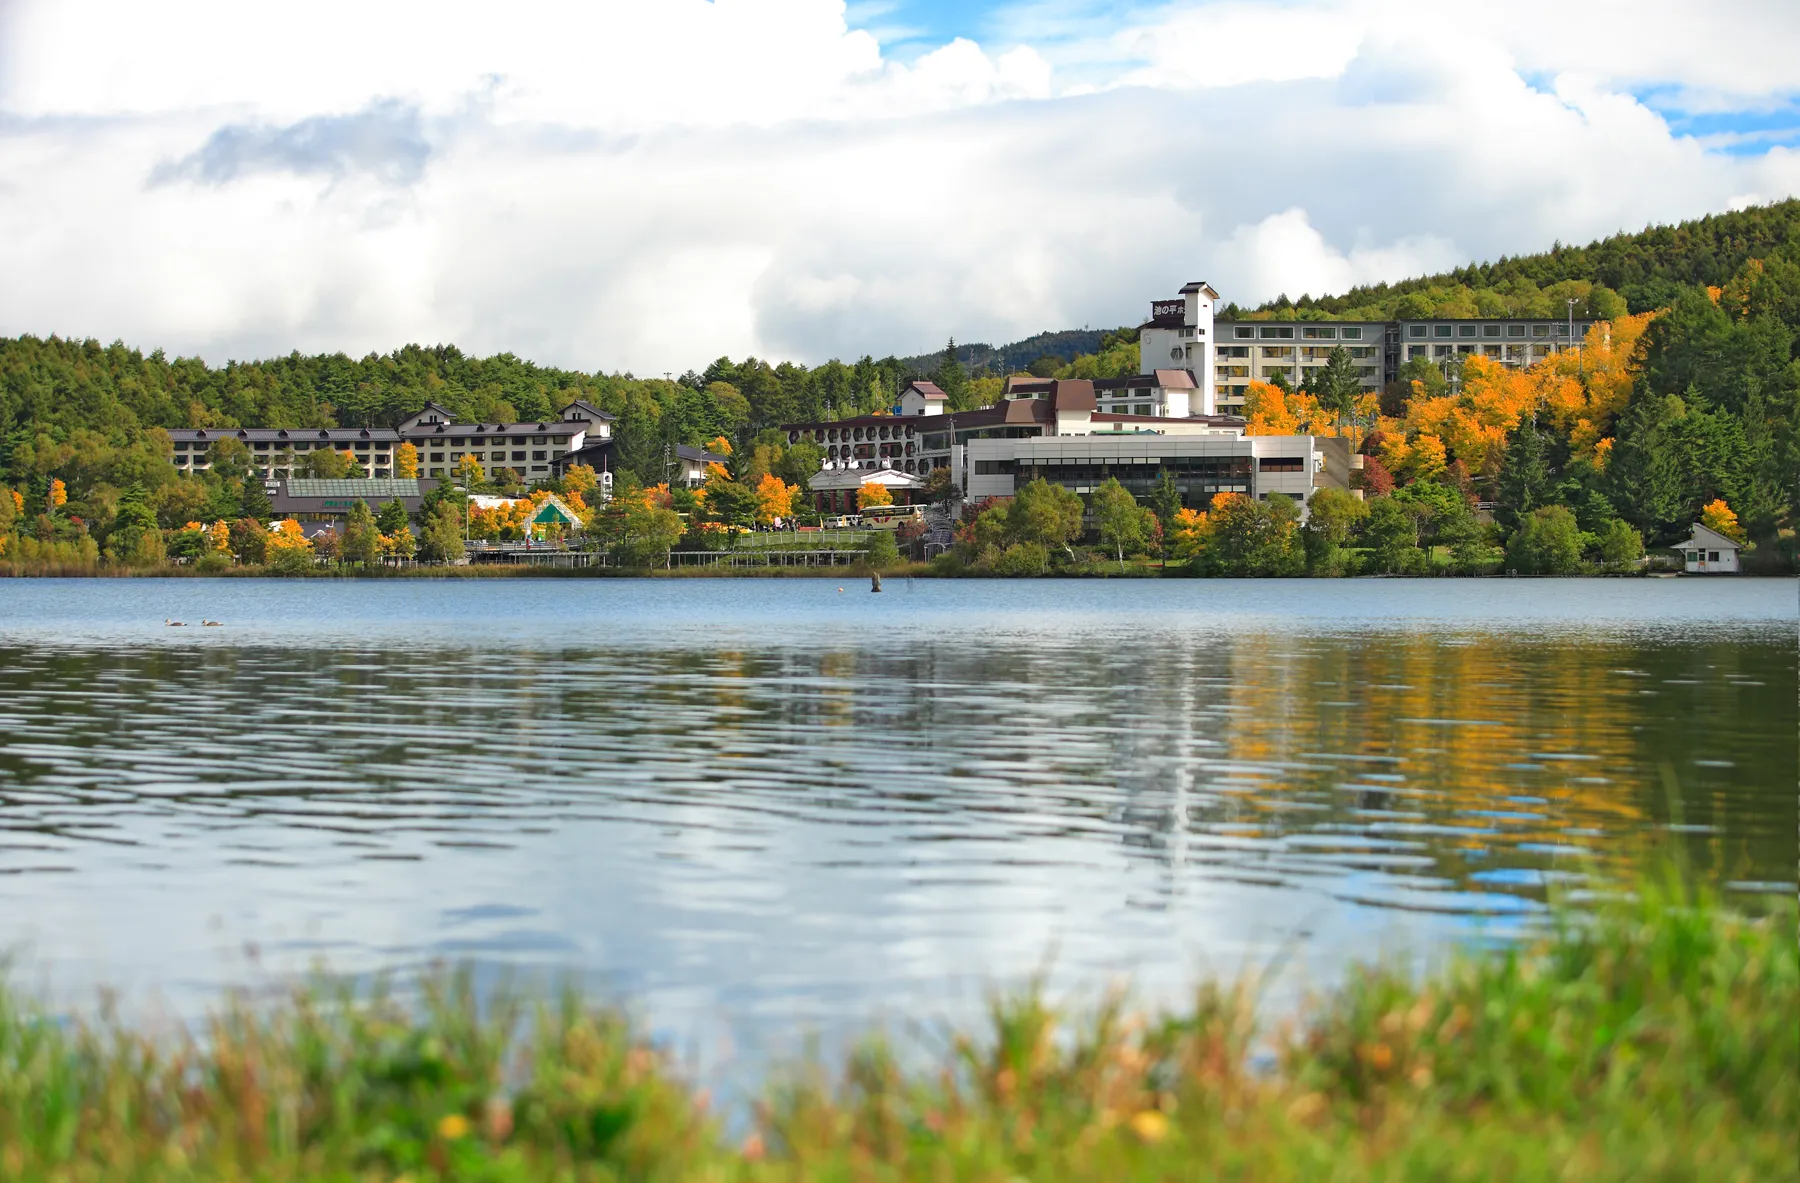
left=781, top=414, right=922, bottom=431
left=1090, top=370, right=1198, bottom=392
left=904, top=380, right=948, bottom=400
left=167, top=426, right=397, bottom=442
left=675, top=444, right=732, bottom=465
left=403, top=420, right=585, bottom=436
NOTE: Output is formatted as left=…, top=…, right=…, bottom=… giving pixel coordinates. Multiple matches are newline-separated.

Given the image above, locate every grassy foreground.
left=1, top=871, right=1793, bottom=1181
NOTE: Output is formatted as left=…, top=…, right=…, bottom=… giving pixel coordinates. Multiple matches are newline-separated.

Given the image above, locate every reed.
left=1, top=868, right=1792, bottom=1180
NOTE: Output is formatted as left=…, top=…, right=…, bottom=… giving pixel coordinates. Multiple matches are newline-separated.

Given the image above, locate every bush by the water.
left=0, top=867, right=1790, bottom=1180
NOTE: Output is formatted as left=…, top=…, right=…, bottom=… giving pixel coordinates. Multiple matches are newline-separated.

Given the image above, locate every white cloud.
left=0, top=0, right=1795, bottom=372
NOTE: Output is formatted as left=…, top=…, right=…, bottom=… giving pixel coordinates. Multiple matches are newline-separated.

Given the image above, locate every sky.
left=0, top=0, right=1796, bottom=375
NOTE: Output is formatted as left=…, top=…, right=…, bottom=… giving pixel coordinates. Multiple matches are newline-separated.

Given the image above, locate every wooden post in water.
left=871, top=572, right=883, bottom=593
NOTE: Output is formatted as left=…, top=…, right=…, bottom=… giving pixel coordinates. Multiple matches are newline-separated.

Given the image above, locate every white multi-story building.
left=1209, top=321, right=1386, bottom=409
left=1394, top=317, right=1594, bottom=371
left=949, top=379, right=1351, bottom=511
left=1137, top=281, right=1219, bottom=411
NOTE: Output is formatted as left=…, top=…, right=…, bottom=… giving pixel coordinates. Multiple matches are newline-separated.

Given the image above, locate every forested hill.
left=1220, top=199, right=1800, bottom=322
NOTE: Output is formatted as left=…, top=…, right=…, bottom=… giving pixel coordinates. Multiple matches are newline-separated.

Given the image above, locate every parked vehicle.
left=860, top=504, right=924, bottom=530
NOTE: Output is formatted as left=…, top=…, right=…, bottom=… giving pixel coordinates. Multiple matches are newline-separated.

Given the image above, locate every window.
left=1458, top=324, right=1477, bottom=338
left=1234, top=326, right=1254, bottom=339
left=1434, top=325, right=1453, bottom=338
left=1508, top=324, right=1526, bottom=338
left=512, top=451, right=527, bottom=461
left=1258, top=326, right=1294, bottom=339
left=1457, top=344, right=1474, bottom=354
left=450, top=437, right=465, bottom=446
left=173, top=441, right=189, bottom=451
left=1302, top=326, right=1337, bottom=339
left=1532, top=324, right=1550, bottom=337
left=430, top=452, right=444, bottom=462
left=1258, top=456, right=1305, bottom=472
left=1221, top=345, right=1249, bottom=358
left=1342, top=327, right=1362, bottom=340
left=1262, top=366, right=1295, bottom=380
left=1407, top=345, right=1425, bottom=359
left=1349, top=346, right=1375, bottom=358
left=1216, top=365, right=1249, bottom=379
left=532, top=450, right=546, bottom=461
left=1409, top=325, right=1428, bottom=338
left=1261, top=346, right=1294, bottom=358
left=1482, top=324, right=1500, bottom=338
left=429, top=467, right=443, bottom=477
left=1709, top=551, right=1721, bottom=562
left=1483, top=345, right=1501, bottom=357
left=974, top=460, right=1014, bottom=475
left=1135, top=405, right=1151, bottom=416
left=471, top=436, right=485, bottom=445
left=1434, top=345, right=1454, bottom=358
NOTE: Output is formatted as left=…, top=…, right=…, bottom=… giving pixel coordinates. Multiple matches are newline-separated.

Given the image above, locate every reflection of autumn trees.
left=1214, top=632, right=1796, bottom=890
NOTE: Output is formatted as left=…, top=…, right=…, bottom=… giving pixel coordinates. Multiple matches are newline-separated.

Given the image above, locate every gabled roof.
left=1152, top=369, right=1197, bottom=389
left=1681, top=523, right=1742, bottom=550
left=674, top=444, right=732, bottom=465
left=558, top=398, right=617, bottom=422
left=1048, top=379, right=1096, bottom=413
left=904, top=380, right=948, bottom=401
left=1178, top=281, right=1220, bottom=298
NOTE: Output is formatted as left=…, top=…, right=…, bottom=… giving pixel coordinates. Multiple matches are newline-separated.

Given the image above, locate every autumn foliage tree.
left=857, top=481, right=893, bottom=510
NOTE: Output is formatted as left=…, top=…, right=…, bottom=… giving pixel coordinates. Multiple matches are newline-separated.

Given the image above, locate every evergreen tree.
left=238, top=476, right=273, bottom=522
left=1494, top=423, right=1553, bottom=533
left=934, top=339, right=970, bottom=410
left=375, top=498, right=410, bottom=535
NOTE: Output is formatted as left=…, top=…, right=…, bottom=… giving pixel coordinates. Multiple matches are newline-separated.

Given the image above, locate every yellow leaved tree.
left=395, top=442, right=419, bottom=478
left=1700, top=499, right=1745, bottom=544
left=755, top=474, right=799, bottom=524
left=857, top=481, right=893, bottom=510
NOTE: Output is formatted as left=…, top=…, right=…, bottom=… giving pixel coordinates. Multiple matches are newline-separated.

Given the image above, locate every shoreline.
left=1, top=870, right=1789, bottom=1179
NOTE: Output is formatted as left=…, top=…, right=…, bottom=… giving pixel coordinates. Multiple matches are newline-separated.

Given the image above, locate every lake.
left=0, top=576, right=1793, bottom=1079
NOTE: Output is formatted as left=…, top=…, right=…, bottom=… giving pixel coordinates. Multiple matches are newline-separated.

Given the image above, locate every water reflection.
left=0, top=580, right=1792, bottom=1059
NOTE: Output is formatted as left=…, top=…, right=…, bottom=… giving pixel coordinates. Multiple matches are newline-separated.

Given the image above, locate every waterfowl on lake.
left=165, top=619, right=186, bottom=626
left=202, top=620, right=222, bottom=627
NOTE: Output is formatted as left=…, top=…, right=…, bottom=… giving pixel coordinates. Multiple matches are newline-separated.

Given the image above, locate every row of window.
left=1408, top=323, right=1580, bottom=339
left=1406, top=343, right=1562, bottom=360
left=1232, top=325, right=1368, bottom=341
left=434, top=450, right=550, bottom=464
left=801, top=424, right=918, bottom=444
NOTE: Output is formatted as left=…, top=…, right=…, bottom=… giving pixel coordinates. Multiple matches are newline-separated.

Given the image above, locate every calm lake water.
left=0, top=576, right=1794, bottom=1072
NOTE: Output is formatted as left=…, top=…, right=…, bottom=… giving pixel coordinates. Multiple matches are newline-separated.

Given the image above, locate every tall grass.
left=1, top=869, right=1792, bottom=1180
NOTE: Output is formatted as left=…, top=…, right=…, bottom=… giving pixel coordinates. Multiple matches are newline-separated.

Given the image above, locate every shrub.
left=864, top=530, right=899, bottom=569
left=990, top=541, right=1050, bottom=576
left=1507, top=505, right=1584, bottom=575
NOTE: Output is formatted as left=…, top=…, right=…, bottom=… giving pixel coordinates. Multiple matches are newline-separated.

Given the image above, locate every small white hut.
left=1676, top=523, right=1741, bottom=574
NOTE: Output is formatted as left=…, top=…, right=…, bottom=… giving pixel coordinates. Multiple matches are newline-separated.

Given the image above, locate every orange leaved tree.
left=858, top=481, right=894, bottom=510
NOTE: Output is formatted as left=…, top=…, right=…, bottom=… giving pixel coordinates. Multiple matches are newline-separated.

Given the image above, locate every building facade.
left=167, top=399, right=616, bottom=483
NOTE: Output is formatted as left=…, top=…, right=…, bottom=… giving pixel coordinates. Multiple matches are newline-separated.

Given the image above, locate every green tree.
left=341, top=500, right=381, bottom=567
left=1089, top=478, right=1151, bottom=569
left=1305, top=346, right=1364, bottom=421
left=375, top=498, right=410, bottom=536
left=417, top=502, right=466, bottom=563
left=864, top=530, right=900, bottom=569
left=934, top=339, right=970, bottom=410
left=1007, top=477, right=1084, bottom=553
left=1147, top=471, right=1182, bottom=533
left=1196, top=493, right=1304, bottom=577
left=1506, top=505, right=1584, bottom=574
left=239, top=476, right=273, bottom=521
left=619, top=500, right=685, bottom=568
left=206, top=438, right=252, bottom=481
left=1361, top=496, right=1427, bottom=575
left=299, top=448, right=355, bottom=479
left=1302, top=487, right=1367, bottom=575
left=1593, top=518, right=1644, bottom=572
left=1607, top=393, right=1692, bottom=543
left=1494, top=423, right=1553, bottom=532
